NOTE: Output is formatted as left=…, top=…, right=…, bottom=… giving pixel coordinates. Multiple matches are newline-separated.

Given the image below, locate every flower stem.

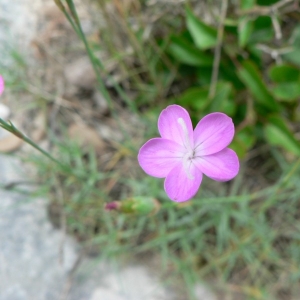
left=0, top=118, right=63, bottom=167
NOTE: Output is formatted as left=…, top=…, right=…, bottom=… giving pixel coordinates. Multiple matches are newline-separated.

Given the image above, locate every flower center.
left=177, top=117, right=195, bottom=180
left=182, top=149, right=196, bottom=180
left=177, top=117, right=192, bottom=150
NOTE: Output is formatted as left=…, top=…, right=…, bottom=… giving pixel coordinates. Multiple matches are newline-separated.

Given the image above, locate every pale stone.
left=64, top=57, right=96, bottom=90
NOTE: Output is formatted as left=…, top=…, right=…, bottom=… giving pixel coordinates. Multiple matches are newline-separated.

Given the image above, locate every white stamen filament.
left=177, top=118, right=191, bottom=150
left=177, top=117, right=195, bottom=179
left=182, top=151, right=195, bottom=180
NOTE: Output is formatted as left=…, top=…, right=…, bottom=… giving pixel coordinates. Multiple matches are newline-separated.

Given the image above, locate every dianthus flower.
left=138, top=105, right=239, bottom=202
left=0, top=75, right=4, bottom=95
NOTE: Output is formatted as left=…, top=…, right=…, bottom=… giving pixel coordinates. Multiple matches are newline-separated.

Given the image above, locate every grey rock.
left=194, top=284, right=217, bottom=300
left=68, top=259, right=176, bottom=300
left=64, top=57, right=96, bottom=90
left=0, top=155, right=78, bottom=300
left=92, top=90, right=109, bottom=115
left=0, top=0, right=218, bottom=298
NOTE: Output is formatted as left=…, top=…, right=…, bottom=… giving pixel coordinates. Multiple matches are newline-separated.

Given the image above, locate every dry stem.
left=209, top=0, right=228, bottom=99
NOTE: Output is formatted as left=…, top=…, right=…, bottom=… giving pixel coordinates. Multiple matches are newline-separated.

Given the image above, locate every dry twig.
left=237, top=0, right=295, bottom=16
left=209, top=0, right=228, bottom=99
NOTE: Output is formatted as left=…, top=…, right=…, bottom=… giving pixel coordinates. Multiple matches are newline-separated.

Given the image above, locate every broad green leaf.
left=238, top=18, right=253, bottom=47
left=241, top=0, right=256, bottom=9
left=209, top=82, right=236, bottom=116
left=238, top=60, right=279, bottom=112
left=168, top=36, right=213, bottom=66
left=238, top=0, right=255, bottom=48
left=219, top=63, right=244, bottom=89
left=272, top=83, right=300, bottom=102
left=283, top=50, right=300, bottom=67
left=268, top=64, right=300, bottom=83
left=248, top=16, right=273, bottom=44
left=264, top=115, right=300, bottom=156
left=230, top=127, right=256, bottom=159
left=258, top=0, right=283, bottom=5
left=196, top=68, right=212, bottom=85
left=223, top=19, right=238, bottom=27
left=283, top=25, right=300, bottom=66
left=186, top=8, right=217, bottom=50
left=176, top=82, right=235, bottom=116
left=176, top=87, right=211, bottom=111
left=291, top=25, right=300, bottom=47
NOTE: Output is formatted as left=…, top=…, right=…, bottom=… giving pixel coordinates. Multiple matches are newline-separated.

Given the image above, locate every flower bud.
left=105, top=197, right=160, bottom=215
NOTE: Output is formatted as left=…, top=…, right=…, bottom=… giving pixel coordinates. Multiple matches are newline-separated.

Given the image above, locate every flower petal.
left=158, top=105, right=194, bottom=148
left=0, top=76, right=4, bottom=96
left=194, top=112, right=234, bottom=156
left=194, top=148, right=239, bottom=181
left=138, top=138, right=185, bottom=178
left=164, top=163, right=202, bottom=202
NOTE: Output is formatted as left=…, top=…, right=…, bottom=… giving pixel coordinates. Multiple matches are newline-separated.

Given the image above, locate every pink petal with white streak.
left=138, top=138, right=185, bottom=178
left=194, top=148, right=239, bottom=181
left=164, top=162, right=202, bottom=202
left=194, top=113, right=234, bottom=156
left=158, top=105, right=194, bottom=148
left=0, top=76, right=4, bottom=96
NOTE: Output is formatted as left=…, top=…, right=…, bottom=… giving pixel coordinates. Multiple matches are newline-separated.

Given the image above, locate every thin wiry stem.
left=53, top=0, right=136, bottom=148
left=0, top=118, right=63, bottom=167
left=237, top=0, right=295, bottom=15
left=209, top=0, right=228, bottom=99
left=64, top=0, right=114, bottom=111
left=63, top=0, right=137, bottom=114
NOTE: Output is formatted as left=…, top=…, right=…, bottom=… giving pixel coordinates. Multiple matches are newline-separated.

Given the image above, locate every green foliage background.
left=3, top=0, right=300, bottom=299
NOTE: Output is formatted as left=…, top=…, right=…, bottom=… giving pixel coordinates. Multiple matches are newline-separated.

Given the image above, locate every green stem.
left=0, top=118, right=63, bottom=167
left=53, top=0, right=80, bottom=36
left=60, top=0, right=138, bottom=150
left=22, top=134, right=63, bottom=167
left=65, top=0, right=113, bottom=108
left=64, top=0, right=137, bottom=114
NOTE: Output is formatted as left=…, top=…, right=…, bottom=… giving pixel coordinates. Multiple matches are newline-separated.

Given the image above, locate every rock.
left=92, top=90, right=109, bottom=115
left=31, top=111, right=46, bottom=142
left=64, top=57, right=96, bottom=90
left=96, top=120, right=123, bottom=142
left=68, top=122, right=106, bottom=152
left=194, top=284, right=218, bottom=300
left=0, top=154, right=78, bottom=300
left=0, top=133, right=23, bottom=153
left=0, top=103, right=10, bottom=119
left=68, top=260, right=176, bottom=300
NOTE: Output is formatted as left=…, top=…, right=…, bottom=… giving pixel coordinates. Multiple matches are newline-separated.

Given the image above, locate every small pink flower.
left=0, top=75, right=4, bottom=96
left=138, top=105, right=239, bottom=202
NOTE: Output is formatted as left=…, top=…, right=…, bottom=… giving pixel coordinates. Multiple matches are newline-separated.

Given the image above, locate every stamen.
left=182, top=152, right=195, bottom=180
left=177, top=118, right=191, bottom=149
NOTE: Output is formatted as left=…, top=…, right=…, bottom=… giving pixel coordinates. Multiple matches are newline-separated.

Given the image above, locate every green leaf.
left=238, top=60, right=279, bottom=112
left=196, top=68, right=212, bottom=85
left=238, top=18, right=253, bottom=47
left=176, top=87, right=211, bottom=111
left=168, top=35, right=213, bottom=66
left=268, top=64, right=300, bottom=83
left=283, top=50, right=300, bottom=67
left=241, top=0, right=256, bottom=9
left=176, top=82, right=236, bottom=116
left=248, top=16, right=273, bottom=44
left=264, top=115, right=300, bottom=156
left=209, top=82, right=236, bottom=116
left=283, top=25, right=300, bottom=66
left=186, top=8, right=217, bottom=50
left=258, top=0, right=282, bottom=5
left=230, top=127, right=256, bottom=159
left=272, top=83, right=300, bottom=102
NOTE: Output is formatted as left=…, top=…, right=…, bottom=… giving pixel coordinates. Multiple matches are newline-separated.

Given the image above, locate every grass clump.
left=3, top=0, right=300, bottom=299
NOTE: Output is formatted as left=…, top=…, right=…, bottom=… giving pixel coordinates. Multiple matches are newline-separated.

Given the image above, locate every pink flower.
left=138, top=105, right=239, bottom=202
left=0, top=75, right=4, bottom=96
